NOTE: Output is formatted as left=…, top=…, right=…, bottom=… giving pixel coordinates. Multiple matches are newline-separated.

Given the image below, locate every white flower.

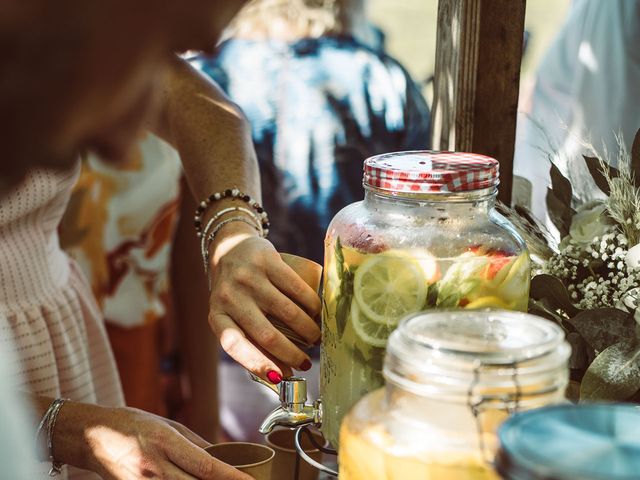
left=616, top=287, right=640, bottom=312
left=625, top=243, right=640, bottom=269
left=568, top=202, right=613, bottom=245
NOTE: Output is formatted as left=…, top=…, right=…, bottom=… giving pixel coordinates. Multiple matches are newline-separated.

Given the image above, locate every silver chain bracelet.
left=35, top=398, right=68, bottom=476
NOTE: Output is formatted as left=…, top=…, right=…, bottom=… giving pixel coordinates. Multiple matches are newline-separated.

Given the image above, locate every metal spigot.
left=249, top=373, right=322, bottom=434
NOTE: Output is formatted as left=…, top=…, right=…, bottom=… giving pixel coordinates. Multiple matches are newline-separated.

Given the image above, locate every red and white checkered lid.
left=363, top=150, right=500, bottom=193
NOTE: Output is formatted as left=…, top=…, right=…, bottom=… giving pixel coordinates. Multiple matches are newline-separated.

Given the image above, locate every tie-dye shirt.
left=190, top=35, right=431, bottom=264
left=60, top=134, right=182, bottom=328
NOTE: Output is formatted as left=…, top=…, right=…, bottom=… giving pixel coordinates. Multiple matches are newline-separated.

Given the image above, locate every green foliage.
left=334, top=237, right=354, bottom=338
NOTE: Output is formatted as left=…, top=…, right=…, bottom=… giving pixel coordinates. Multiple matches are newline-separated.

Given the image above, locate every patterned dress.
left=0, top=164, right=124, bottom=479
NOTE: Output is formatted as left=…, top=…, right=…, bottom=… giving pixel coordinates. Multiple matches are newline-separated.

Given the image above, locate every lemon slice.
left=350, top=301, right=395, bottom=347
left=354, top=253, right=427, bottom=325
left=383, top=248, right=441, bottom=284
left=465, top=295, right=511, bottom=310
left=342, top=244, right=369, bottom=269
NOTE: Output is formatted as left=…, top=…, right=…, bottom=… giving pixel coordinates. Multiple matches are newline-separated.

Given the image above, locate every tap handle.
left=248, top=372, right=280, bottom=395
left=248, top=372, right=308, bottom=405
left=280, top=377, right=307, bottom=405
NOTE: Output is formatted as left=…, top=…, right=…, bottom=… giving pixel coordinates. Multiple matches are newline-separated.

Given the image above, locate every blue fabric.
left=190, top=36, right=431, bottom=264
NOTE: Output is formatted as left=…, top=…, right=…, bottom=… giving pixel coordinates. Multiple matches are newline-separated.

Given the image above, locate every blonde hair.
left=227, top=0, right=362, bottom=40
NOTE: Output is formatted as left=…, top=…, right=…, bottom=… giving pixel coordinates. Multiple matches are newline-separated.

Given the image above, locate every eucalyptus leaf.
left=546, top=163, right=576, bottom=238
left=528, top=299, right=565, bottom=327
left=567, top=332, right=588, bottom=371
left=530, top=274, right=580, bottom=316
left=583, top=155, right=618, bottom=196
left=549, top=163, right=573, bottom=206
left=632, top=128, right=640, bottom=186
left=566, top=308, right=636, bottom=354
left=580, top=339, right=640, bottom=402
left=546, top=189, right=574, bottom=239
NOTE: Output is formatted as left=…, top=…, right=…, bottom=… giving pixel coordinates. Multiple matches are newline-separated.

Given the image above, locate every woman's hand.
left=208, top=221, right=321, bottom=382
left=55, top=402, right=250, bottom=480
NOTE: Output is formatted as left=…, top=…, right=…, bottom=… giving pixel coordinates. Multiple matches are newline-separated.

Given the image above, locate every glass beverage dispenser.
left=321, top=151, right=531, bottom=447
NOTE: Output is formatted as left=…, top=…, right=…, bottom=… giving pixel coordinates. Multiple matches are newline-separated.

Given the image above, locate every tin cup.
left=206, top=442, right=275, bottom=480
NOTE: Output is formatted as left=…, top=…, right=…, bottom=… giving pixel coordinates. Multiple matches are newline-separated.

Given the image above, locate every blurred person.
left=190, top=0, right=431, bottom=440
left=0, top=0, right=325, bottom=477
left=513, top=0, right=640, bottom=231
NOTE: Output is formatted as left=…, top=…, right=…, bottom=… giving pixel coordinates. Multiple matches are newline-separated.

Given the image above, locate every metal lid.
left=496, top=404, right=640, bottom=480
left=363, top=150, right=500, bottom=194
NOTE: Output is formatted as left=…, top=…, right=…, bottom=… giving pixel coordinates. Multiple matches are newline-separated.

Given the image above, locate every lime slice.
left=353, top=253, right=427, bottom=325
left=350, top=301, right=395, bottom=348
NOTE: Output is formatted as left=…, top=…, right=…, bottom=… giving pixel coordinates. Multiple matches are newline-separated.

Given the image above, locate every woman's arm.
left=30, top=395, right=249, bottom=479
left=152, top=57, right=321, bottom=382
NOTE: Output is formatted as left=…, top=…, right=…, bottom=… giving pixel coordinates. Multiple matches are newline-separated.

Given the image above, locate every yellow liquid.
left=320, top=241, right=531, bottom=448
left=339, top=422, right=499, bottom=480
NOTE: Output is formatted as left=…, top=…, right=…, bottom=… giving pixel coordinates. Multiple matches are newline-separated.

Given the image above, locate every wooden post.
left=432, top=0, right=526, bottom=204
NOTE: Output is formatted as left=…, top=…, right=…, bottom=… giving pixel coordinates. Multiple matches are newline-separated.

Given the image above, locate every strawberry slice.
left=468, top=246, right=514, bottom=280
left=336, top=223, right=389, bottom=254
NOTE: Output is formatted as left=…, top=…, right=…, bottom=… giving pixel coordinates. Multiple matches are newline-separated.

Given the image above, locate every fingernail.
left=314, top=337, right=321, bottom=346
left=299, top=359, right=312, bottom=371
left=267, top=370, right=282, bottom=384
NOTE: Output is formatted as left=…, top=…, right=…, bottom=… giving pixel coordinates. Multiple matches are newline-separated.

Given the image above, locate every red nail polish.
left=299, top=359, right=312, bottom=371
left=267, top=371, right=282, bottom=384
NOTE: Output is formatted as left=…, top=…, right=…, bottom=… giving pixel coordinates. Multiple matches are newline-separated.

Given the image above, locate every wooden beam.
left=432, top=0, right=526, bottom=204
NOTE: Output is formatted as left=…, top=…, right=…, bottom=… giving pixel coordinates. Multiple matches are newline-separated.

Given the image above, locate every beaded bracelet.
left=194, top=188, right=270, bottom=238
left=35, top=398, right=67, bottom=476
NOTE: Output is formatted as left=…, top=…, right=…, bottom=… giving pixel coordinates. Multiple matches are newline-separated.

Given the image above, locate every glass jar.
left=339, top=310, right=571, bottom=480
left=321, top=151, right=531, bottom=447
